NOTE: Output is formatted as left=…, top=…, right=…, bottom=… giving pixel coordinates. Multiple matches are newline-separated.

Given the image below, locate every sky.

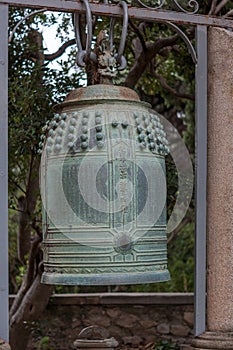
left=38, top=12, right=75, bottom=70
left=39, top=13, right=87, bottom=84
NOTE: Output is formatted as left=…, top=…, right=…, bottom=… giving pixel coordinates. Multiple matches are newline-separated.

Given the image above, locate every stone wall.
left=10, top=293, right=194, bottom=349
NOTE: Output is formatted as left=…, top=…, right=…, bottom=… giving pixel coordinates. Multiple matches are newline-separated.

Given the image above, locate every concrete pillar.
left=192, top=27, right=233, bottom=349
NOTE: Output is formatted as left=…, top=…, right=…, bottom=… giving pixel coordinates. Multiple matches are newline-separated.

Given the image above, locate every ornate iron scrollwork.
left=134, top=0, right=165, bottom=11
left=172, top=0, right=199, bottom=14
left=166, top=22, right=197, bottom=64
left=134, top=0, right=199, bottom=14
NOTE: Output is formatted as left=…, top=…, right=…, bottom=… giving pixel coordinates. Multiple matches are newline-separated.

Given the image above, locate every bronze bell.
left=40, top=84, right=170, bottom=285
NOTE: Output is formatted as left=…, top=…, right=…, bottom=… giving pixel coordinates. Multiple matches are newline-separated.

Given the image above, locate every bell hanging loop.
left=73, top=0, right=128, bottom=72
left=73, top=0, right=96, bottom=67
left=109, top=1, right=128, bottom=71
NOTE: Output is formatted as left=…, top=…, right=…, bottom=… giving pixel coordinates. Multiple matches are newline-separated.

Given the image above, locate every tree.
left=8, top=9, right=81, bottom=349
left=8, top=1, right=233, bottom=349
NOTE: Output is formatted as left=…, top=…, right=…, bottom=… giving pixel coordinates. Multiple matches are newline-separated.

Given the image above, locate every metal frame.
left=195, top=25, right=208, bottom=336
left=1, top=0, right=233, bottom=342
left=0, top=3, right=9, bottom=342
left=2, top=0, right=233, bottom=27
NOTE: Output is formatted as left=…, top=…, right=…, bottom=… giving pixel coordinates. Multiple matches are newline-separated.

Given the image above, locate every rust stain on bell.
left=40, top=84, right=170, bottom=285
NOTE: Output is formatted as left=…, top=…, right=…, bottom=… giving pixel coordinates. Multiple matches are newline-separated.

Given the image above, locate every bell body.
left=40, top=85, right=170, bottom=285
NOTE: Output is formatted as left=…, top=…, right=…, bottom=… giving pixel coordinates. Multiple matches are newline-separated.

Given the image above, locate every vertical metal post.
left=194, top=25, right=208, bottom=336
left=0, top=4, right=9, bottom=342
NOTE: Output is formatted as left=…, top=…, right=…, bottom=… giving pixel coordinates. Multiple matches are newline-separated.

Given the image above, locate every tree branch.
left=10, top=234, right=42, bottom=320
left=125, top=34, right=178, bottom=88
left=8, top=206, right=25, bottom=213
left=26, top=153, right=34, bottom=197
left=8, top=8, right=47, bottom=44
left=10, top=274, right=53, bottom=350
left=129, top=20, right=147, bottom=52
left=224, top=8, right=233, bottom=17
left=44, top=38, right=76, bottom=61
left=9, top=178, right=26, bottom=194
left=209, top=0, right=218, bottom=15
left=152, top=72, right=195, bottom=101
left=32, top=220, right=42, bottom=238
left=17, top=156, right=40, bottom=263
left=17, top=195, right=31, bottom=263
left=214, top=0, right=230, bottom=14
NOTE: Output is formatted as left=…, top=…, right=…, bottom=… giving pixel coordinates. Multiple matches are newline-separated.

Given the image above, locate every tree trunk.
left=10, top=29, right=53, bottom=350
left=10, top=275, right=53, bottom=350
left=17, top=156, right=40, bottom=263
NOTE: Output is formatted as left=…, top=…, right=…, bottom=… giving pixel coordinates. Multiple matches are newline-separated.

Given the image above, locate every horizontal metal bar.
left=2, top=0, right=233, bottom=28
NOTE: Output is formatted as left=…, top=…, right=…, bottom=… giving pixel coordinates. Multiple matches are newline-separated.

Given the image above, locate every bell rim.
left=41, top=270, right=170, bottom=286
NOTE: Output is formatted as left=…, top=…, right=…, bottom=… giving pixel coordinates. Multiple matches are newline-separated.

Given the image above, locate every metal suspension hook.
left=73, top=13, right=83, bottom=54
left=117, top=1, right=128, bottom=70
left=117, top=1, right=128, bottom=63
left=74, top=0, right=96, bottom=67
left=74, top=0, right=128, bottom=71
left=109, top=17, right=115, bottom=51
left=109, top=1, right=128, bottom=71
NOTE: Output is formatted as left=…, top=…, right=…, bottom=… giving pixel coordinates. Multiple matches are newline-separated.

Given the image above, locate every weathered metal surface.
left=63, top=85, right=140, bottom=103
left=2, top=0, right=233, bottom=29
left=40, top=85, right=170, bottom=285
left=0, top=3, right=9, bottom=343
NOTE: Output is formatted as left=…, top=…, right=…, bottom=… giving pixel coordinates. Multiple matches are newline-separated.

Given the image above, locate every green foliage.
left=167, top=222, right=194, bottom=292
left=15, top=265, right=27, bottom=287
left=154, top=340, right=180, bottom=350
left=8, top=8, right=83, bottom=199
left=8, top=8, right=83, bottom=290
left=35, top=336, right=54, bottom=350
left=23, top=321, right=54, bottom=350
left=166, top=155, right=179, bottom=218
